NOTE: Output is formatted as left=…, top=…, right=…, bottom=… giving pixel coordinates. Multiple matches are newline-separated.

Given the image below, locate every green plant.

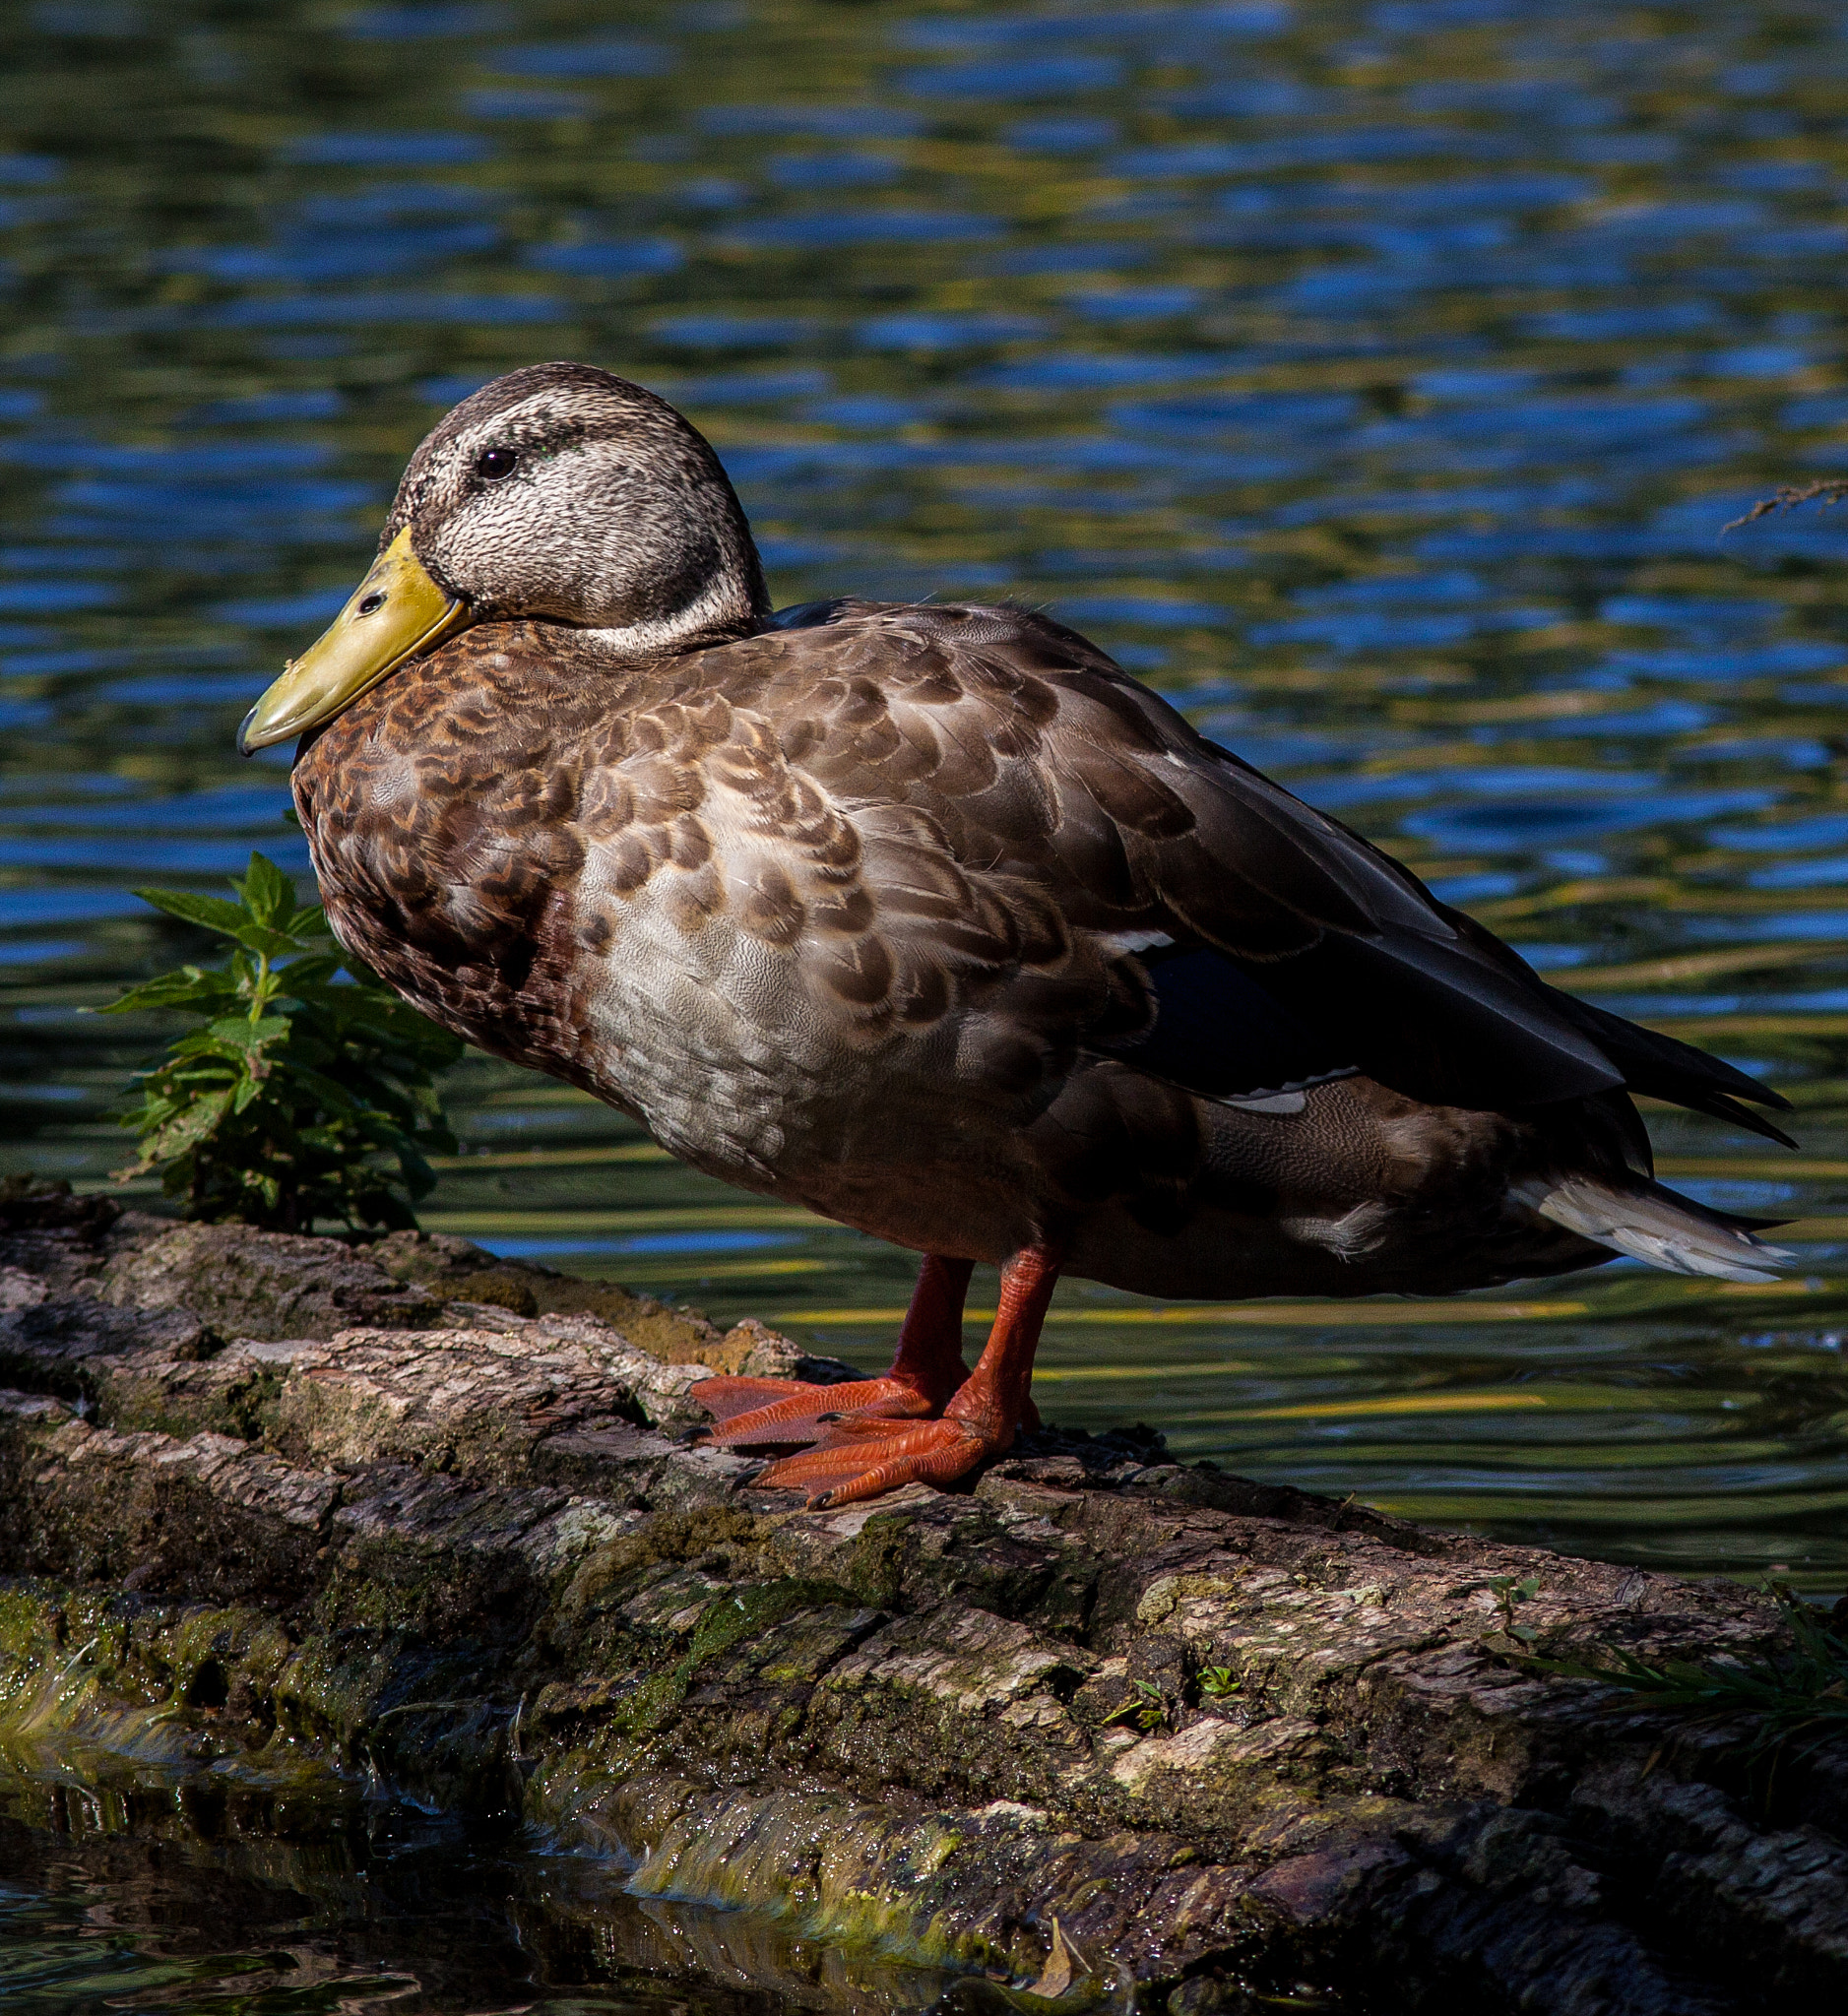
left=1486, top=1575, right=1543, bottom=1645
left=1534, top=1586, right=1848, bottom=1769
left=98, top=851, right=463, bottom=1232
left=1102, top=1678, right=1169, bottom=1732
left=1198, top=1665, right=1241, bottom=1701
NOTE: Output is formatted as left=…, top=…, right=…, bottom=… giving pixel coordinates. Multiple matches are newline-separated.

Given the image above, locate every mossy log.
left=0, top=1183, right=1844, bottom=2016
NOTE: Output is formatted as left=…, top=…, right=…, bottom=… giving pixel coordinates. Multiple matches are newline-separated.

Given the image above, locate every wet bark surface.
left=1, top=1183, right=1843, bottom=2016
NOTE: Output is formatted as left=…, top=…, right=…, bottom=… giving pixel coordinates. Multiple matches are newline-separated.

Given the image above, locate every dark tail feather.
left=1547, top=990, right=1798, bottom=1149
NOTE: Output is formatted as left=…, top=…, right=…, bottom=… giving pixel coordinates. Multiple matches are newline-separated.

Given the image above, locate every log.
left=0, top=1181, right=1842, bottom=2015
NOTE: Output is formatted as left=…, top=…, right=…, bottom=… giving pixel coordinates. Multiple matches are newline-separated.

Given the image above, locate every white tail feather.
left=1512, top=1175, right=1794, bottom=1286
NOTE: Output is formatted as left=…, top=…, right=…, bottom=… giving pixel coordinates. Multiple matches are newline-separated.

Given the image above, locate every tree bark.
left=0, top=1182, right=1842, bottom=2016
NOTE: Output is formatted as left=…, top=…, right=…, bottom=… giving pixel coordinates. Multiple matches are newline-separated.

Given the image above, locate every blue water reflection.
left=3, top=0, right=1848, bottom=1591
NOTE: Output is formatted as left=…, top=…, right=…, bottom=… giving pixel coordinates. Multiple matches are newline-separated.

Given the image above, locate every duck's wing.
left=745, top=599, right=1792, bottom=1144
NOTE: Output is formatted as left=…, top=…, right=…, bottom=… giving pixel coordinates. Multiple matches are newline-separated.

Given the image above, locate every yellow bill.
left=238, top=526, right=469, bottom=754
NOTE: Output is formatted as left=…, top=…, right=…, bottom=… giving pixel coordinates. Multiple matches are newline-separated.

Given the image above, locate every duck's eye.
left=475, top=447, right=520, bottom=481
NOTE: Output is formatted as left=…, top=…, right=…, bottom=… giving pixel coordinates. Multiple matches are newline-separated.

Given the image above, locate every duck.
left=241, top=360, right=1795, bottom=1509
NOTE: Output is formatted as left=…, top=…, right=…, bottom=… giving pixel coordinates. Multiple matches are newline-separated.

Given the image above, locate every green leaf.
left=274, top=953, right=345, bottom=991
left=1102, top=1679, right=1169, bottom=1731
left=159, top=1048, right=246, bottom=1083
left=225, top=919, right=310, bottom=962
left=273, top=1061, right=361, bottom=1112
left=419, top=1116, right=459, bottom=1159
left=134, top=888, right=253, bottom=937
left=394, top=1140, right=439, bottom=1201
left=237, top=850, right=296, bottom=929
left=96, top=967, right=238, bottom=1015
left=142, top=1088, right=235, bottom=1163
left=134, top=885, right=305, bottom=962
left=206, top=1015, right=291, bottom=1051
left=166, top=1030, right=254, bottom=1064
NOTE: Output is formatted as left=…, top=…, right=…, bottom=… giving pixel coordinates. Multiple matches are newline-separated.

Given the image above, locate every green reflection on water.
left=0, top=1784, right=954, bottom=2016
left=2, top=0, right=1848, bottom=1591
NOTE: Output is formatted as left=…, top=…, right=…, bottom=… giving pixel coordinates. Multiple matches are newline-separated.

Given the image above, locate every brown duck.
left=242, top=361, right=1794, bottom=1507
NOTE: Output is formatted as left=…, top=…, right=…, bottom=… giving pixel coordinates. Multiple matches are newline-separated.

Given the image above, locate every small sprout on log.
left=1533, top=1586, right=1848, bottom=1768
left=1102, top=1678, right=1169, bottom=1732
left=98, top=851, right=463, bottom=1233
left=1487, top=1574, right=1543, bottom=1645
left=1198, top=1665, right=1241, bottom=1700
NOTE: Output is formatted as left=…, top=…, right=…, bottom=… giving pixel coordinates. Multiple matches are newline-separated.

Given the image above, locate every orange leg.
left=759, top=1243, right=1063, bottom=1509
left=692, top=1254, right=975, bottom=1450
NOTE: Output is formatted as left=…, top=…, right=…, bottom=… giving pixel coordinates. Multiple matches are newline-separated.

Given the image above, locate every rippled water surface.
left=3, top=0, right=1848, bottom=1599
left=0, top=1775, right=957, bottom=2015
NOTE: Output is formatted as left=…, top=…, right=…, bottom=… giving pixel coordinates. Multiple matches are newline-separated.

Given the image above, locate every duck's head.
left=239, top=361, right=769, bottom=754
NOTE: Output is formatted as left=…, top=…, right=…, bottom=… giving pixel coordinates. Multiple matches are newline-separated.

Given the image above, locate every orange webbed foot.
left=742, top=1241, right=1063, bottom=1508
left=692, top=1253, right=976, bottom=1452
left=689, top=1374, right=818, bottom=1423
left=759, top=1415, right=997, bottom=1508
left=690, top=1373, right=938, bottom=1450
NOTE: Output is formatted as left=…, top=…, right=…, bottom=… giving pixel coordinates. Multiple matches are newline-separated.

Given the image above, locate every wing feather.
left=753, top=601, right=1791, bottom=1129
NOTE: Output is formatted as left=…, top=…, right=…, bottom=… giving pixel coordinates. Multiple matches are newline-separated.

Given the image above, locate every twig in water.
left=1723, top=478, right=1848, bottom=533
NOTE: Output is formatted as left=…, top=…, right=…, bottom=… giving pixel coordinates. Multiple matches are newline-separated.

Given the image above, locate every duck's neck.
left=574, top=566, right=768, bottom=660
left=570, top=513, right=773, bottom=660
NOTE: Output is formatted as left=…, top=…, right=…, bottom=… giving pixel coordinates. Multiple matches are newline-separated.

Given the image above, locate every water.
left=11, top=3, right=1848, bottom=2002
left=0, top=1781, right=956, bottom=2015
left=5, top=0, right=1848, bottom=1606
